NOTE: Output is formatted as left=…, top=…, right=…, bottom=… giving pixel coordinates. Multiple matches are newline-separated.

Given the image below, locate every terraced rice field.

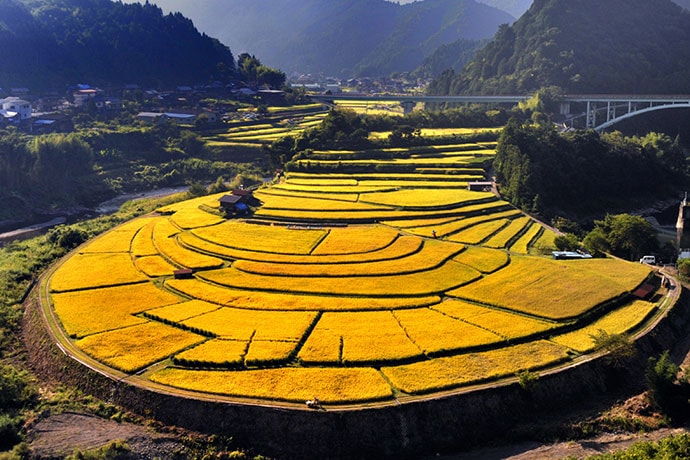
left=45, top=126, right=660, bottom=406
left=204, top=111, right=328, bottom=147
left=333, top=99, right=407, bottom=116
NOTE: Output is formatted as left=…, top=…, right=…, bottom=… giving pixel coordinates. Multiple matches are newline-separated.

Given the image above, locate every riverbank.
left=0, top=187, right=188, bottom=247
left=0, top=217, right=67, bottom=243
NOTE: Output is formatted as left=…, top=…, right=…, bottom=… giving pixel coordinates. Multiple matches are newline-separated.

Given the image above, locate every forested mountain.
left=415, top=38, right=487, bottom=78
left=428, top=0, right=690, bottom=95
left=0, top=0, right=66, bottom=88
left=474, top=0, right=532, bottom=18
left=0, top=0, right=235, bottom=89
left=124, top=0, right=514, bottom=77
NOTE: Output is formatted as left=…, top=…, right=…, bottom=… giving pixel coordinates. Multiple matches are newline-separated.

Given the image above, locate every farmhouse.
left=219, top=194, right=242, bottom=208
left=325, top=83, right=341, bottom=94
left=32, top=112, right=70, bottom=133
left=219, top=189, right=254, bottom=215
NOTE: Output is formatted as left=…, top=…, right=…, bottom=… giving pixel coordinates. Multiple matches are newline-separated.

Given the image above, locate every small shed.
left=633, top=283, right=655, bottom=300
left=173, top=269, right=193, bottom=279
left=219, top=194, right=243, bottom=209
left=468, top=181, right=493, bottom=192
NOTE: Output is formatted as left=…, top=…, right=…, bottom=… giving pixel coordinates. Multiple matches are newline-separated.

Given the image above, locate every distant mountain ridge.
left=474, top=0, right=532, bottom=18
left=0, top=0, right=235, bottom=89
left=428, top=0, right=690, bottom=95
left=125, top=0, right=514, bottom=77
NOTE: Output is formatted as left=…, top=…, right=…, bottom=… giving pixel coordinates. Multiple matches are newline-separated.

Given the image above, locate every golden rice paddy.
left=45, top=129, right=661, bottom=406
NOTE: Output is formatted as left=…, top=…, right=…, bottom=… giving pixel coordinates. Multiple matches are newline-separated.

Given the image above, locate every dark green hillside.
left=429, top=0, right=690, bottom=95
left=0, top=0, right=67, bottom=88
left=0, top=0, right=235, bottom=88
left=415, top=38, right=486, bottom=78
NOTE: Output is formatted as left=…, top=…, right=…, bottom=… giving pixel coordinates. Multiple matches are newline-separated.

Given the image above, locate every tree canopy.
left=0, top=0, right=236, bottom=88
left=585, top=214, right=658, bottom=261
left=237, top=53, right=286, bottom=89
left=494, top=119, right=686, bottom=218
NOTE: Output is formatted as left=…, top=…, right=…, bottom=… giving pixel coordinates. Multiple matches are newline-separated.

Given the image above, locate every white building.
left=1, top=97, right=31, bottom=120
left=325, top=83, right=341, bottom=94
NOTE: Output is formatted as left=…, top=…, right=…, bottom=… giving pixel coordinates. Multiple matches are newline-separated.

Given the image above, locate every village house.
left=32, top=112, right=71, bottom=133
left=73, top=88, right=101, bottom=107
left=219, top=189, right=253, bottom=215
left=0, top=97, right=32, bottom=121
left=257, top=89, right=286, bottom=105
left=324, top=83, right=341, bottom=94
left=92, top=95, right=122, bottom=111
left=198, top=108, right=220, bottom=124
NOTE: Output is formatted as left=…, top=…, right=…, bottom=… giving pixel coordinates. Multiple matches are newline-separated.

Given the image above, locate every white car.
left=639, top=255, right=656, bottom=265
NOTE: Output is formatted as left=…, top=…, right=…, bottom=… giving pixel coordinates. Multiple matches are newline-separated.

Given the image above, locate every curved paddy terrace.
left=43, top=188, right=659, bottom=405
left=33, top=136, right=680, bottom=458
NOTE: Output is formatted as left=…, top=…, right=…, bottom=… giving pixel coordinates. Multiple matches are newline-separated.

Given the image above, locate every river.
left=0, top=186, right=189, bottom=246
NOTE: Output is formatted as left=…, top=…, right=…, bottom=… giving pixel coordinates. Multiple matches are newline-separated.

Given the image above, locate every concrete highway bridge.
left=311, top=93, right=690, bottom=131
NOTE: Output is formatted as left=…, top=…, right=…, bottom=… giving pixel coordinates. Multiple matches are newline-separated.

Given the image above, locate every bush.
left=645, top=350, right=690, bottom=420
left=678, top=258, right=690, bottom=279
left=554, top=233, right=580, bottom=251
left=591, top=330, right=636, bottom=368
left=0, top=365, right=37, bottom=411
left=0, top=413, right=22, bottom=451
left=517, top=370, right=539, bottom=392
left=186, top=181, right=208, bottom=198
left=585, top=433, right=690, bottom=459
left=0, top=442, right=29, bottom=460
left=65, top=441, right=131, bottom=460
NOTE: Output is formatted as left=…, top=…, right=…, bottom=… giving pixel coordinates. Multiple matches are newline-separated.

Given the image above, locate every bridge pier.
left=559, top=102, right=571, bottom=115
left=677, top=202, right=684, bottom=233
left=586, top=101, right=595, bottom=129
left=401, top=101, right=416, bottom=114
left=677, top=193, right=690, bottom=256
